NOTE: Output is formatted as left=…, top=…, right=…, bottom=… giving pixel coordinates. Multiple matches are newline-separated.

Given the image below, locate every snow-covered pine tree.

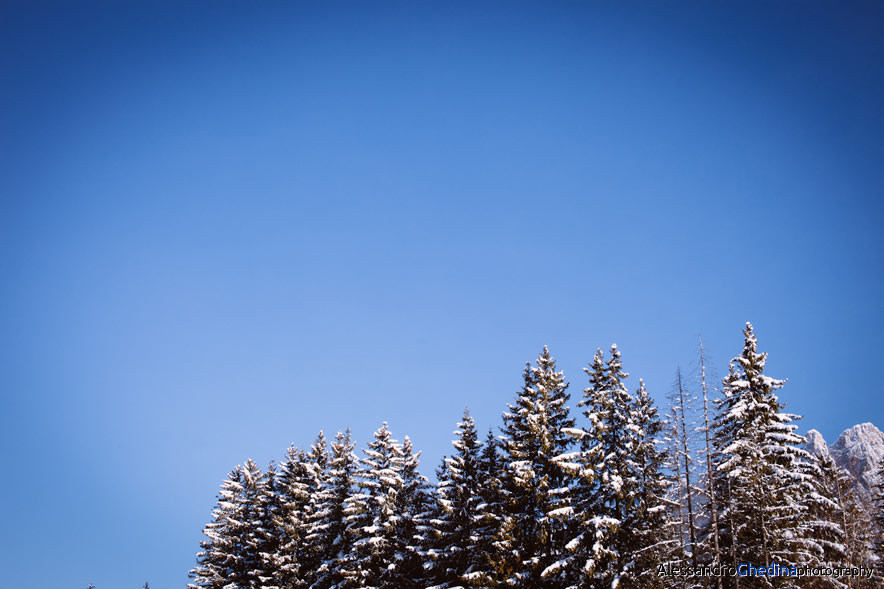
left=560, top=345, right=665, bottom=589
left=391, top=435, right=432, bottom=588
left=427, top=408, right=486, bottom=587
left=307, top=428, right=358, bottom=589
left=495, top=346, right=575, bottom=587
left=268, top=432, right=331, bottom=589
left=627, top=378, right=670, bottom=589
left=270, top=446, right=313, bottom=588
left=339, top=422, right=407, bottom=587
left=425, top=454, right=452, bottom=586
left=801, top=452, right=852, bottom=589
left=466, top=428, right=506, bottom=587
left=299, top=432, right=331, bottom=587
left=874, top=460, right=884, bottom=578
left=552, top=347, right=614, bottom=588
left=189, top=459, right=267, bottom=589
left=254, top=460, right=285, bottom=588
left=711, top=323, right=810, bottom=586
left=804, top=451, right=877, bottom=589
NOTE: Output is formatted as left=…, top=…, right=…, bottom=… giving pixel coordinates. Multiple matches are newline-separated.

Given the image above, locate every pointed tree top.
left=242, top=458, right=262, bottom=482
left=737, top=321, right=768, bottom=372
left=373, top=422, right=396, bottom=445
left=743, top=321, right=757, bottom=346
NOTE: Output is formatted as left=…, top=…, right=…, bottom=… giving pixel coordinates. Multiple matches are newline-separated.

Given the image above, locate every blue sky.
left=2, top=1, right=883, bottom=587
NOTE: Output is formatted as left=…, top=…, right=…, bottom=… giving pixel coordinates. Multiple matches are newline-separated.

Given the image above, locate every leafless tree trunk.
left=675, top=368, right=698, bottom=567
left=670, top=407, right=687, bottom=557
left=698, top=337, right=722, bottom=589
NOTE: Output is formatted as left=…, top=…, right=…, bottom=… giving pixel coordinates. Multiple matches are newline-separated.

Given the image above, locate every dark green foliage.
left=469, top=428, right=506, bottom=587
left=711, top=323, right=810, bottom=587
left=184, top=326, right=872, bottom=589
left=307, top=428, right=357, bottom=589
left=189, top=459, right=267, bottom=589
left=627, top=379, right=670, bottom=589
left=559, top=346, right=668, bottom=589
left=427, top=408, right=487, bottom=587
left=495, top=346, right=575, bottom=587
left=340, top=422, right=430, bottom=588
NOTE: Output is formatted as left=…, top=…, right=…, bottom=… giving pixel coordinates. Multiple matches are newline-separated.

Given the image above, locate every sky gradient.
left=2, top=1, right=883, bottom=587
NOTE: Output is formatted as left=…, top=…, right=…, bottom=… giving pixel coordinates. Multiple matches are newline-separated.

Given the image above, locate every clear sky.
left=2, top=1, right=883, bottom=587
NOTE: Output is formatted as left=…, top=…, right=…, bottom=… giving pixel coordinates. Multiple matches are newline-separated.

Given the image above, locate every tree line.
left=188, top=323, right=884, bottom=588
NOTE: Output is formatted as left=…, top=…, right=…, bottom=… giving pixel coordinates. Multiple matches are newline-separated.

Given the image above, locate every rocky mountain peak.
left=805, top=422, right=883, bottom=503
left=831, top=422, right=884, bottom=499
left=804, top=429, right=829, bottom=458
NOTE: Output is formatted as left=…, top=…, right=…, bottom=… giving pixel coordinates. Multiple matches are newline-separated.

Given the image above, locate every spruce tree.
left=301, top=431, right=331, bottom=584
left=801, top=452, right=849, bottom=588
left=466, top=429, right=506, bottom=587
left=560, top=345, right=666, bottom=589
left=429, top=408, right=486, bottom=587
left=189, top=459, right=267, bottom=589
left=553, top=347, right=615, bottom=588
left=255, top=460, right=285, bottom=587
left=495, top=346, right=575, bottom=587
left=269, top=432, right=330, bottom=589
left=307, top=428, right=358, bottom=589
left=340, top=422, right=408, bottom=587
left=389, top=435, right=432, bottom=588
left=874, top=461, right=884, bottom=576
left=628, top=378, right=670, bottom=589
left=711, top=322, right=810, bottom=587
left=270, top=446, right=313, bottom=588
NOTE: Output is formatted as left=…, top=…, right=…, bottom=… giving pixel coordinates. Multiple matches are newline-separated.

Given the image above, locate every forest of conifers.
left=188, top=323, right=884, bottom=588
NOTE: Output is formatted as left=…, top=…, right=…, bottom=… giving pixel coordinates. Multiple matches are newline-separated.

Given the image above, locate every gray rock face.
left=830, top=423, right=884, bottom=500
left=804, top=429, right=829, bottom=458
left=804, top=423, right=883, bottom=503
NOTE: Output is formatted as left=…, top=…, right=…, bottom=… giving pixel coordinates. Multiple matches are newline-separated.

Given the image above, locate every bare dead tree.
left=698, top=337, right=722, bottom=589
left=672, top=367, right=698, bottom=567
